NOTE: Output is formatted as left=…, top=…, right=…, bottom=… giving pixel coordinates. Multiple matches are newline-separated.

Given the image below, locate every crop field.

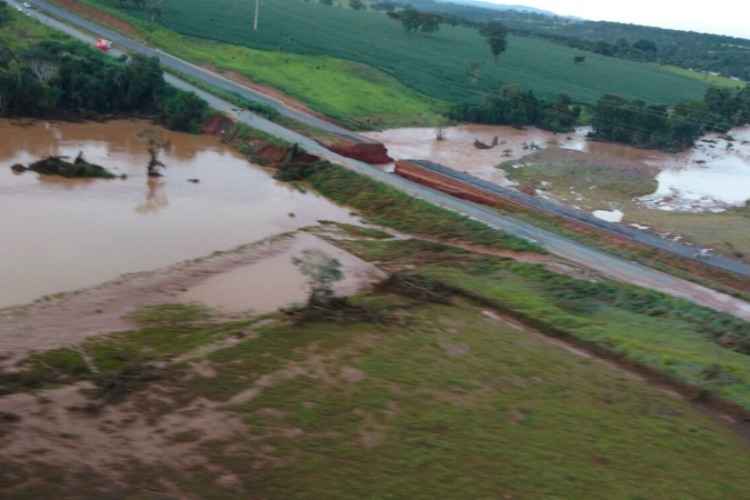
left=95, top=0, right=713, bottom=105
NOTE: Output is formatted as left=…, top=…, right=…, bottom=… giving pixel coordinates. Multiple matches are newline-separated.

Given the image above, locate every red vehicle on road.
left=95, top=38, right=112, bottom=52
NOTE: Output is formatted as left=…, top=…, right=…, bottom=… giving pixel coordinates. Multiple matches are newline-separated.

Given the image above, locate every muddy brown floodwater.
left=367, top=124, right=750, bottom=215
left=365, top=124, right=667, bottom=185
left=179, top=232, right=387, bottom=314
left=0, top=119, right=357, bottom=308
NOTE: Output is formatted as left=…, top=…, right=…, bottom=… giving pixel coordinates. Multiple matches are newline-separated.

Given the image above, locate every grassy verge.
left=50, top=0, right=445, bottom=129
left=302, top=162, right=542, bottom=253
left=0, top=3, right=70, bottom=50
left=661, top=64, right=745, bottom=89
left=341, top=238, right=750, bottom=410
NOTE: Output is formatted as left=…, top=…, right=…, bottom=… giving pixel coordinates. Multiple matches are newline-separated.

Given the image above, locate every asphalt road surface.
left=22, top=0, right=371, bottom=144
left=409, top=160, right=750, bottom=278
left=13, top=0, right=750, bottom=320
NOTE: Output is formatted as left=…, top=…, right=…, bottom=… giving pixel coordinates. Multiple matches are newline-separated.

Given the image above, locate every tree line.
left=590, top=86, right=750, bottom=151
left=449, top=85, right=581, bottom=133
left=0, top=34, right=208, bottom=131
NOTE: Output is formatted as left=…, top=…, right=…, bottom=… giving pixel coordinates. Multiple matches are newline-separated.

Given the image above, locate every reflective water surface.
left=0, top=119, right=355, bottom=307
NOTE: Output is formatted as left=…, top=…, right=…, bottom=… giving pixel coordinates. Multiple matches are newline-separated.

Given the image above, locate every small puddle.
left=179, top=232, right=386, bottom=314
left=0, top=119, right=357, bottom=308
left=592, top=209, right=624, bottom=223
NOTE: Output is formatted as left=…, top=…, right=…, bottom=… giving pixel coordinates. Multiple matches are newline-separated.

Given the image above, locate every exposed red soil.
left=50, top=0, right=141, bottom=38
left=202, top=115, right=234, bottom=135
left=395, top=160, right=514, bottom=207
left=324, top=141, right=393, bottom=165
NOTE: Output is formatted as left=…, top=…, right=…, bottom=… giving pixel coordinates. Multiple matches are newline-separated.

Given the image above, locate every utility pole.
left=253, top=0, right=260, bottom=31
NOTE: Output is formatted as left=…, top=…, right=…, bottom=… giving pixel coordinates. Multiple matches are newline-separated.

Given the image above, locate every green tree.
left=419, top=14, right=440, bottom=34
left=349, top=0, right=365, bottom=10
left=399, top=7, right=422, bottom=33
left=633, top=39, right=658, bottom=52
left=479, top=21, right=508, bottom=62
left=160, top=90, right=208, bottom=132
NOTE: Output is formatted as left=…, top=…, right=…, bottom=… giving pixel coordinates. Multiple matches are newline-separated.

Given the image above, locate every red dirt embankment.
left=323, top=140, right=393, bottom=165
left=395, top=160, right=512, bottom=208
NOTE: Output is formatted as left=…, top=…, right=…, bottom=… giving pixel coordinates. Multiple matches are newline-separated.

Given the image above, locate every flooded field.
left=180, top=232, right=386, bottom=314
left=0, top=119, right=356, bottom=308
left=365, top=124, right=665, bottom=185
left=369, top=123, right=750, bottom=259
left=644, top=127, right=750, bottom=212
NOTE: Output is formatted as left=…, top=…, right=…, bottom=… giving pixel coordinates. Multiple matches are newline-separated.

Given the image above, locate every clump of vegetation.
left=0, top=29, right=207, bottom=131
left=450, top=85, right=581, bottom=132
left=378, top=272, right=453, bottom=304
left=590, top=85, right=750, bottom=151
left=387, top=7, right=442, bottom=34
left=91, top=360, right=162, bottom=405
left=289, top=249, right=384, bottom=323
left=12, top=152, right=121, bottom=179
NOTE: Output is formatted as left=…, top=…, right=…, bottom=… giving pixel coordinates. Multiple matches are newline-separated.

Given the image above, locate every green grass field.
left=661, top=65, right=746, bottom=89
left=94, top=0, right=713, bottom=106
left=146, top=29, right=445, bottom=128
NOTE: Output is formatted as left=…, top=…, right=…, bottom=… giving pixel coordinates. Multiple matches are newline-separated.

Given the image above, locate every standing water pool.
left=0, top=119, right=356, bottom=308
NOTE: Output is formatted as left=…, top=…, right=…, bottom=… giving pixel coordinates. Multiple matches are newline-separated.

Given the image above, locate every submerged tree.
left=293, top=250, right=344, bottom=307
left=137, top=128, right=169, bottom=177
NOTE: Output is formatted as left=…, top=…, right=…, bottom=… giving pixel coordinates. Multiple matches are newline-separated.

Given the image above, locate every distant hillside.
left=443, top=0, right=557, bottom=16
left=394, top=0, right=750, bottom=81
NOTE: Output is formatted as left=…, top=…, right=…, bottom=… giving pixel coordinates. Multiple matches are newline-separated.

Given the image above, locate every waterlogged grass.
left=210, top=303, right=750, bottom=499
left=501, top=157, right=659, bottom=199
left=306, top=163, right=542, bottom=252
left=4, top=278, right=750, bottom=496
left=344, top=238, right=750, bottom=409
left=0, top=305, right=248, bottom=396
left=90, top=0, right=711, bottom=105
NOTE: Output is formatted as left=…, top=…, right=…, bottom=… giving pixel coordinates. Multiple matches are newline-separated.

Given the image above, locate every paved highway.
left=410, top=160, right=750, bottom=278
left=22, top=0, right=372, bottom=144
left=13, top=0, right=750, bottom=320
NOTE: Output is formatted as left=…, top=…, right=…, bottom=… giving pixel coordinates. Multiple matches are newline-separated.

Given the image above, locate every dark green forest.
left=590, top=87, right=750, bottom=151
left=0, top=2, right=207, bottom=132
left=449, top=86, right=580, bottom=132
